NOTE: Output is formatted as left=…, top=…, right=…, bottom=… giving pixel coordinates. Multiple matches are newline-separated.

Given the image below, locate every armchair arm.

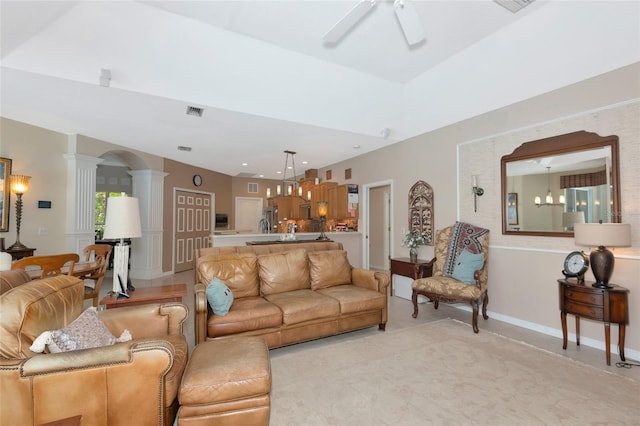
left=194, top=283, right=208, bottom=344
left=352, top=268, right=390, bottom=294
left=1, top=340, right=174, bottom=425
left=100, top=302, right=188, bottom=339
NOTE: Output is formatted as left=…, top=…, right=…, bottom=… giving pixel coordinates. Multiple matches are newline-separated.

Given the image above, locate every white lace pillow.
left=30, top=307, right=131, bottom=353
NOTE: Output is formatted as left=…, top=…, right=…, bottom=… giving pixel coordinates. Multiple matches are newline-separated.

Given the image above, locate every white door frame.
left=361, top=179, right=393, bottom=270
left=172, top=187, right=215, bottom=273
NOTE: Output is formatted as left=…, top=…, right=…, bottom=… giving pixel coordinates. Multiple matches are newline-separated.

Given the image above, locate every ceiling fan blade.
left=323, top=0, right=376, bottom=43
left=393, top=0, right=425, bottom=46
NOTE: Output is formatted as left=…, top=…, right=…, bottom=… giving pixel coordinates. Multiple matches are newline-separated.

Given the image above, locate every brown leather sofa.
left=0, top=272, right=189, bottom=426
left=195, top=242, right=390, bottom=347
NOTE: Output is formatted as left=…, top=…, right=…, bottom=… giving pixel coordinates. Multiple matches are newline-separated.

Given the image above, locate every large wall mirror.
left=501, top=131, right=620, bottom=237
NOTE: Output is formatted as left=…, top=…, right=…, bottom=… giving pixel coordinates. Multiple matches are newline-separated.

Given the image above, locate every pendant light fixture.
left=535, top=167, right=565, bottom=207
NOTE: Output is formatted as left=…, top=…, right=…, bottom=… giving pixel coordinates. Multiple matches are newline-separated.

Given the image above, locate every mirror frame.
left=0, top=157, right=11, bottom=233
left=501, top=131, right=620, bottom=237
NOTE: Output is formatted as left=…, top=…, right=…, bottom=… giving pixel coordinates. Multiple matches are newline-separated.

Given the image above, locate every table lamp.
left=573, top=223, right=631, bottom=288
left=7, top=175, right=31, bottom=250
left=103, top=194, right=142, bottom=298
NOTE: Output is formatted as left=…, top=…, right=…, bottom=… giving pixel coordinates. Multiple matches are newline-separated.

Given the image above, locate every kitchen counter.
left=210, top=232, right=363, bottom=268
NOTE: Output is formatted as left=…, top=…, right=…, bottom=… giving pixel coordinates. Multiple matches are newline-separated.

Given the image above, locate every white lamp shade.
left=103, top=196, right=142, bottom=239
left=574, top=223, right=631, bottom=248
left=562, top=211, right=585, bottom=228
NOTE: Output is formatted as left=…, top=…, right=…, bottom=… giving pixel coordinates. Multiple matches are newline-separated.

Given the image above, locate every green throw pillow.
left=206, top=277, right=234, bottom=316
left=451, top=249, right=484, bottom=284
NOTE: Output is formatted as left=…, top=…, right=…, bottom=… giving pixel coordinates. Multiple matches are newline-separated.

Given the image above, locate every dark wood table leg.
left=561, top=312, right=568, bottom=350
left=618, top=324, right=626, bottom=362
left=604, top=322, right=611, bottom=366
left=575, top=316, right=580, bottom=346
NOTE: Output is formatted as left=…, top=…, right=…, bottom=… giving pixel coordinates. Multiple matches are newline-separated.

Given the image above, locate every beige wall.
left=0, top=118, right=68, bottom=254
left=2, top=63, right=639, bottom=357
left=317, top=63, right=640, bottom=357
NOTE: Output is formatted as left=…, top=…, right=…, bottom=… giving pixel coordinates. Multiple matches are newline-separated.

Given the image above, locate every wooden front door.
left=175, top=190, right=212, bottom=272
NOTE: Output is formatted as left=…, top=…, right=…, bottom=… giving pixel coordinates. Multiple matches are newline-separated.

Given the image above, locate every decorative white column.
left=129, top=169, right=168, bottom=279
left=64, top=153, right=103, bottom=254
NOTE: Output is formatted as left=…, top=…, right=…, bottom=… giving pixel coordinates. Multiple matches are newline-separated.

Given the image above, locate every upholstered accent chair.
left=411, top=222, right=490, bottom=333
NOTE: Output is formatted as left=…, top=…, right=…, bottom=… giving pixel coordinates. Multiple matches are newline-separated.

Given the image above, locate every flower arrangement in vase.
left=402, top=230, right=426, bottom=262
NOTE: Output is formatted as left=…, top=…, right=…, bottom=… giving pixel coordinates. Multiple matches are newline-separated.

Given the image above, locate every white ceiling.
left=1, top=1, right=638, bottom=179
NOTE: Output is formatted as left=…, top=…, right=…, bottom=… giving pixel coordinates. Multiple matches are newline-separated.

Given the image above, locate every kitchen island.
left=210, top=232, right=363, bottom=268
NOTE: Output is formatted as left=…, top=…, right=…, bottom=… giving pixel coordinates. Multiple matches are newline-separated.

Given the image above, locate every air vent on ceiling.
left=236, top=172, right=256, bottom=178
left=177, top=145, right=192, bottom=152
left=494, top=0, right=535, bottom=13
left=186, top=106, right=204, bottom=117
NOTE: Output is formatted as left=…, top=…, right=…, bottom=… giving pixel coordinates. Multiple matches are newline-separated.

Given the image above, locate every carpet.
left=269, top=319, right=640, bottom=425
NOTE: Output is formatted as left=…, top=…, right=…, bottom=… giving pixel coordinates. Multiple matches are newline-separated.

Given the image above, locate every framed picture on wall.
left=507, top=192, right=518, bottom=225
left=0, top=157, right=11, bottom=233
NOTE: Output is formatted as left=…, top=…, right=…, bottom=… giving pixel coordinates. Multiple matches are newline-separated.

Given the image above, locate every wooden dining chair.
left=12, top=253, right=80, bottom=279
left=82, top=244, right=112, bottom=307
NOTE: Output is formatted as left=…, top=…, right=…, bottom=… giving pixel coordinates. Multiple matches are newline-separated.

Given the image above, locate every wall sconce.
left=574, top=222, right=631, bottom=288
left=7, top=175, right=31, bottom=250
left=276, top=185, right=281, bottom=196
left=316, top=201, right=329, bottom=241
left=266, top=187, right=271, bottom=198
left=307, top=190, right=311, bottom=201
left=103, top=194, right=142, bottom=298
left=471, top=175, right=484, bottom=213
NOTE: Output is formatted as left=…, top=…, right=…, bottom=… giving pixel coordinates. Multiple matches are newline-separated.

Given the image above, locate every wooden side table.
left=100, top=283, right=187, bottom=309
left=558, top=278, right=629, bottom=365
left=2, top=247, right=36, bottom=260
left=390, top=257, right=433, bottom=296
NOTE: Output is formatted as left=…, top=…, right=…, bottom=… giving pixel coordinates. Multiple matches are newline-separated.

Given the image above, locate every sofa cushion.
left=307, top=250, right=352, bottom=290
left=207, top=297, right=283, bottom=337
left=0, top=270, right=32, bottom=295
left=317, top=285, right=386, bottom=314
left=30, top=307, right=131, bottom=353
left=0, top=275, right=84, bottom=359
left=451, top=249, right=484, bottom=284
left=197, top=253, right=259, bottom=298
left=258, top=249, right=310, bottom=295
left=206, top=277, right=234, bottom=316
left=264, top=289, right=340, bottom=325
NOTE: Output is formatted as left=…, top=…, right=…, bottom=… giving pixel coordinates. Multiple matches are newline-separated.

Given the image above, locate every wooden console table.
left=390, top=257, right=433, bottom=296
left=100, top=283, right=187, bottom=309
left=558, top=278, right=629, bottom=365
left=2, top=247, right=36, bottom=260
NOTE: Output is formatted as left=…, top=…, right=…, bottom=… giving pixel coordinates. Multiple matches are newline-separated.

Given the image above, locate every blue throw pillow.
left=451, top=249, right=484, bottom=284
left=206, top=277, right=234, bottom=316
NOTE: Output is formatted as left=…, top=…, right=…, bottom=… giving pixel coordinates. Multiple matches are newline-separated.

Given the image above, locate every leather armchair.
left=0, top=275, right=188, bottom=426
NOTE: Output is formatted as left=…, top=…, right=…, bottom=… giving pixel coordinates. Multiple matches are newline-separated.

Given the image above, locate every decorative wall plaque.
left=408, top=180, right=434, bottom=245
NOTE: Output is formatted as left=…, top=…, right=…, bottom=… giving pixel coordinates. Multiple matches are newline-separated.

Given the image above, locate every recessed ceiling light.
left=242, top=162, right=248, bottom=166
left=276, top=171, right=282, bottom=174
left=353, top=144, right=361, bottom=149
left=302, top=161, right=308, bottom=165
left=259, top=174, right=264, bottom=178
